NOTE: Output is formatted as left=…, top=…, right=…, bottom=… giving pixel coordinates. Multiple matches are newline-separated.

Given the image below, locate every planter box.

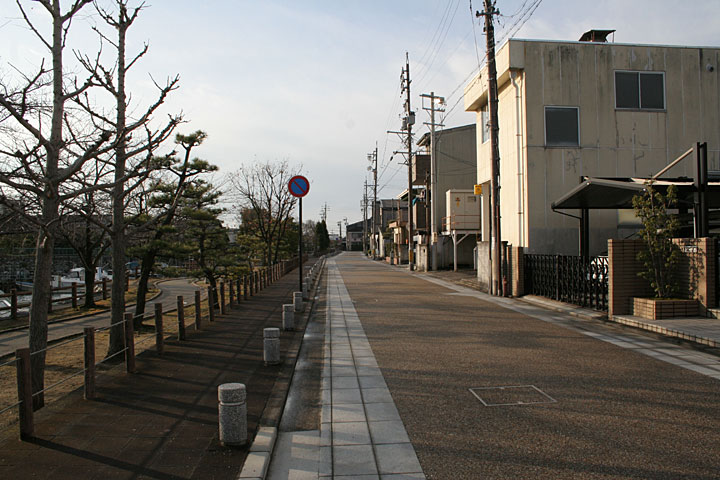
left=632, top=297, right=698, bottom=319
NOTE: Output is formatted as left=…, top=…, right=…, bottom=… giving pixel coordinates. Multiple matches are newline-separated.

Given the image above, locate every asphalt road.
left=0, top=278, right=200, bottom=357
left=334, top=252, right=720, bottom=479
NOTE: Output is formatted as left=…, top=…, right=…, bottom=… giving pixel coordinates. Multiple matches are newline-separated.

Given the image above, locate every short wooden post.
left=16, top=347, right=33, bottom=439
left=83, top=327, right=95, bottom=400
left=10, top=288, right=17, bottom=321
left=195, top=290, right=202, bottom=330
left=236, top=278, right=242, bottom=302
left=243, top=276, right=248, bottom=300
left=177, top=295, right=186, bottom=341
left=208, top=286, right=215, bottom=323
left=220, top=281, right=226, bottom=315
left=71, top=284, right=78, bottom=309
left=102, top=278, right=108, bottom=300
left=228, top=280, right=235, bottom=306
left=154, top=303, right=164, bottom=355
left=124, top=312, right=136, bottom=373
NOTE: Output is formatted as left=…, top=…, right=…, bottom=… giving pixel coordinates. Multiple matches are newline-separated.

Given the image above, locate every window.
left=481, top=106, right=490, bottom=143
left=544, top=106, right=579, bottom=147
left=615, top=71, right=665, bottom=110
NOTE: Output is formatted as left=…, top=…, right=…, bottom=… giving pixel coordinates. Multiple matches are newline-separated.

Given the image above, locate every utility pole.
left=401, top=53, right=415, bottom=270
left=367, top=147, right=378, bottom=259
left=362, top=180, right=368, bottom=255
left=478, top=0, right=502, bottom=296
left=337, top=220, right=342, bottom=249
left=421, top=92, right=445, bottom=271
left=320, top=203, right=328, bottom=223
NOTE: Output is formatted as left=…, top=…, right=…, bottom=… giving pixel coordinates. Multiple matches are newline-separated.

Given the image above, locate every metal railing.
left=442, top=214, right=482, bottom=232
left=524, top=254, right=609, bottom=311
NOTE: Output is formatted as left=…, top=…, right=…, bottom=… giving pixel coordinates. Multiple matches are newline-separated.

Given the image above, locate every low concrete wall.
left=476, top=241, right=490, bottom=292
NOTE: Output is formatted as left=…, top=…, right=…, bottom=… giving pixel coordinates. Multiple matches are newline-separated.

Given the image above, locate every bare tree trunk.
left=83, top=266, right=96, bottom=308
left=133, top=250, right=156, bottom=329
left=29, top=213, right=55, bottom=410
left=108, top=4, right=129, bottom=358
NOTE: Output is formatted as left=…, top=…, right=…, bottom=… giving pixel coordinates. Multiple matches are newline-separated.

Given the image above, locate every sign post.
left=288, top=175, right=310, bottom=291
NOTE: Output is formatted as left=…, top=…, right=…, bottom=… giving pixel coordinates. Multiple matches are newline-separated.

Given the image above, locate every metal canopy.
left=552, top=177, right=720, bottom=211
left=551, top=178, right=647, bottom=210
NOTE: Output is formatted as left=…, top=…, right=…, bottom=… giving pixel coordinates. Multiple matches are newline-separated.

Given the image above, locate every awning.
left=552, top=177, right=720, bottom=210
left=551, top=178, right=647, bottom=210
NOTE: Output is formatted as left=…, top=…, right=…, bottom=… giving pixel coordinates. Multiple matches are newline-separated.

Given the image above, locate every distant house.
left=345, top=220, right=365, bottom=251
left=464, top=34, right=720, bottom=260
left=370, top=198, right=408, bottom=260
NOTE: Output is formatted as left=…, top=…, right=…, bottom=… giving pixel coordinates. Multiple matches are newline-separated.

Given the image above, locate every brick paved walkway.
left=0, top=269, right=307, bottom=480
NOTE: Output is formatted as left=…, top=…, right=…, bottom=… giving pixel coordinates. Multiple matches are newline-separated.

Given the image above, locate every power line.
left=415, top=0, right=462, bottom=86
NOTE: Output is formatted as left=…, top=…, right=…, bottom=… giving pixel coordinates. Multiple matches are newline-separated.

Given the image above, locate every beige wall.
left=466, top=38, right=720, bottom=255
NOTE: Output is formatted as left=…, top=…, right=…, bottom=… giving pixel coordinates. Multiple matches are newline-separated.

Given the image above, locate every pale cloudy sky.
left=3, top=1, right=720, bottom=234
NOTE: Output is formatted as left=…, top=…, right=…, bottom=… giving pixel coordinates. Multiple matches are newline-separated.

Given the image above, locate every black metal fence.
left=524, top=254, right=609, bottom=311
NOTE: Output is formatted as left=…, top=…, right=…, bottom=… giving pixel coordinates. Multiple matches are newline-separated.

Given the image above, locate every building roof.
left=417, top=124, right=475, bottom=147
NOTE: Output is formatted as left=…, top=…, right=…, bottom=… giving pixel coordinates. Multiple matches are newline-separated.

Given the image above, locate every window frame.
left=614, top=70, right=666, bottom=111
left=481, top=106, right=490, bottom=144
left=544, top=105, right=580, bottom=148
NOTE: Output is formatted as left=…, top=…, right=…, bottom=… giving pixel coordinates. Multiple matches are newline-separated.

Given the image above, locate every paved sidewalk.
left=268, top=259, right=425, bottom=479
left=0, top=270, right=308, bottom=480
left=321, top=253, right=720, bottom=478
left=425, top=267, right=720, bottom=351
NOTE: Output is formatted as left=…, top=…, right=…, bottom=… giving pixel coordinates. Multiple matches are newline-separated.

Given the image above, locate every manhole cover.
left=469, top=385, right=557, bottom=407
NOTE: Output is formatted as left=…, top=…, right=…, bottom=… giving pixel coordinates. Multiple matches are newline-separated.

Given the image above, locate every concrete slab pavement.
left=268, top=259, right=425, bottom=479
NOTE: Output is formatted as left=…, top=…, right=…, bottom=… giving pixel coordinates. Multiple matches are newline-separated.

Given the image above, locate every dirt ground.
left=0, top=298, right=207, bottom=439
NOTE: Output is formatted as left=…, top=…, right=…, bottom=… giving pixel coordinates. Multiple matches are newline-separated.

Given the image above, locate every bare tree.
left=229, top=160, right=299, bottom=267
left=0, top=0, right=112, bottom=407
left=75, top=0, right=182, bottom=357
left=58, top=167, right=113, bottom=308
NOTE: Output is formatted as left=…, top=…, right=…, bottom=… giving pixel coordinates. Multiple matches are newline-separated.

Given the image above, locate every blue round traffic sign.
left=288, top=175, right=310, bottom=198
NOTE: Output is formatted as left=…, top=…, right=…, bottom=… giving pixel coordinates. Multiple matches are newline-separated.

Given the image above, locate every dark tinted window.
left=545, top=107, right=579, bottom=146
left=615, top=71, right=640, bottom=108
left=615, top=71, right=664, bottom=110
left=640, top=73, right=665, bottom=109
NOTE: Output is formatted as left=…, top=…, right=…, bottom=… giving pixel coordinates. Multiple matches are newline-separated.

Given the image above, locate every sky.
left=3, top=0, right=720, bottom=234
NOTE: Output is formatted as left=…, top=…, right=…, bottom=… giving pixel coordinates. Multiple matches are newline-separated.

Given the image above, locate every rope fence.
left=0, top=257, right=313, bottom=440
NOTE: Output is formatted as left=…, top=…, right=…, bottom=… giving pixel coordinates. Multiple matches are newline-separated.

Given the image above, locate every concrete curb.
left=239, top=257, right=326, bottom=480
left=611, top=314, right=719, bottom=348
left=516, top=294, right=607, bottom=322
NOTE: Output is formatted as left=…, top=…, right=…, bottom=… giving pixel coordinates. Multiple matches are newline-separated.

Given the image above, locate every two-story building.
left=464, top=33, right=720, bottom=264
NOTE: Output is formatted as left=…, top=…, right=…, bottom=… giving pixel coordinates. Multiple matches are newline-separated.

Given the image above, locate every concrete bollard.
left=282, top=304, right=294, bottom=331
left=302, top=278, right=309, bottom=300
left=293, top=291, right=303, bottom=313
left=263, top=328, right=280, bottom=365
left=218, top=383, right=247, bottom=446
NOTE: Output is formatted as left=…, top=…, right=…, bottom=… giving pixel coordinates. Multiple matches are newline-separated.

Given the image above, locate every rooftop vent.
left=579, top=29, right=615, bottom=42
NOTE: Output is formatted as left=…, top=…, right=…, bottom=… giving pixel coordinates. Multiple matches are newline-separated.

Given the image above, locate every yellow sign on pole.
left=474, top=184, right=483, bottom=195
